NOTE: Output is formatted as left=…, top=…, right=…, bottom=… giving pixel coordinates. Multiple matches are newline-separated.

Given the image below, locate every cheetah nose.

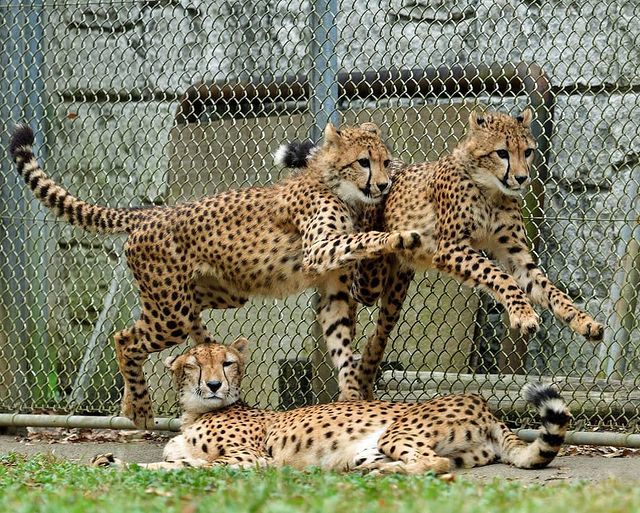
left=376, top=181, right=390, bottom=193
left=206, top=380, right=222, bottom=393
left=514, top=175, right=528, bottom=185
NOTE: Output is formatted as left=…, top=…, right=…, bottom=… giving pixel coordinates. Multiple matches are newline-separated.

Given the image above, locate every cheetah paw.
left=510, top=307, right=539, bottom=337
left=392, top=231, right=422, bottom=251
left=337, top=388, right=363, bottom=401
left=123, top=397, right=155, bottom=430
left=91, top=453, right=126, bottom=468
left=569, top=312, right=604, bottom=341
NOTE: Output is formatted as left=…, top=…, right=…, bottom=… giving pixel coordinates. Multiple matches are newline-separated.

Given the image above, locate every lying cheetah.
left=280, top=109, right=603, bottom=398
left=9, top=123, right=421, bottom=428
left=92, top=339, right=570, bottom=473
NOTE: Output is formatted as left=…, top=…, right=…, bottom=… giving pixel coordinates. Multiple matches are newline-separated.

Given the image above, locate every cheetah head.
left=316, top=122, right=393, bottom=206
left=164, top=338, right=249, bottom=415
left=463, top=109, right=537, bottom=197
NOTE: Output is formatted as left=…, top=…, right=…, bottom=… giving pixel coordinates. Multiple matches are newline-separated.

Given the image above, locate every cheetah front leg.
left=317, top=271, right=363, bottom=401
left=357, top=260, right=414, bottom=400
left=486, top=215, right=603, bottom=340
left=433, top=241, right=540, bottom=336
left=303, top=230, right=421, bottom=275
left=90, top=453, right=211, bottom=470
left=91, top=452, right=270, bottom=470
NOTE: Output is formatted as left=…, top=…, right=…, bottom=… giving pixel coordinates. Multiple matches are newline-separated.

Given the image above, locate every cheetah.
left=279, top=109, right=604, bottom=399
left=9, top=123, right=421, bottom=428
left=91, top=339, right=571, bottom=474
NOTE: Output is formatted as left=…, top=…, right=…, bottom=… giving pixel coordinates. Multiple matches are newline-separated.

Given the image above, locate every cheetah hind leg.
left=114, top=326, right=154, bottom=429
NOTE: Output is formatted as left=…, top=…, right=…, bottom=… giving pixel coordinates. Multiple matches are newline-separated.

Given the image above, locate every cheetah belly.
left=194, top=258, right=318, bottom=299
left=349, top=428, right=391, bottom=468
left=270, top=424, right=391, bottom=471
left=265, top=403, right=400, bottom=471
left=192, top=232, right=320, bottom=298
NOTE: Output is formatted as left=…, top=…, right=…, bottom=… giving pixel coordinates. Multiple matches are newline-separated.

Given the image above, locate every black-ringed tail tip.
left=9, top=124, right=35, bottom=158
left=523, top=383, right=571, bottom=465
left=8, top=122, right=144, bottom=234
left=522, top=383, right=571, bottom=419
left=274, top=140, right=317, bottom=168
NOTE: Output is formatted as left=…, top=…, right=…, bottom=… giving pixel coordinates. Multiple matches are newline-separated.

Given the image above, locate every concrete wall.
left=12, top=0, right=638, bottom=412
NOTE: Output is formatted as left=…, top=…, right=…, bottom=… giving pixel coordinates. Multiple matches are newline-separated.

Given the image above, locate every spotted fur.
left=91, top=341, right=570, bottom=473
left=9, top=122, right=421, bottom=428
left=280, top=109, right=604, bottom=399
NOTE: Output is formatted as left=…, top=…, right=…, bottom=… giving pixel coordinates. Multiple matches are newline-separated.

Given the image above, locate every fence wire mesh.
left=0, top=0, right=639, bottom=436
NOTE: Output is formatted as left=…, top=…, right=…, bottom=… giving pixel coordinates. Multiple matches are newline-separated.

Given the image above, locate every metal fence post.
left=0, top=0, right=49, bottom=408
left=309, top=0, right=340, bottom=402
left=309, top=0, right=340, bottom=139
left=599, top=177, right=640, bottom=379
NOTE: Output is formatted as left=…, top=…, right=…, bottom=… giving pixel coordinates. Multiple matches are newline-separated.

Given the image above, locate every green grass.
left=0, top=453, right=638, bottom=513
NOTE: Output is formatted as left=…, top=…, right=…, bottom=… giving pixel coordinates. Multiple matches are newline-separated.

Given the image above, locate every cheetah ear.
left=517, top=108, right=533, bottom=128
left=164, top=354, right=181, bottom=372
left=230, top=337, right=250, bottom=358
left=359, top=122, right=381, bottom=136
left=324, top=123, right=341, bottom=145
left=469, top=110, right=485, bottom=130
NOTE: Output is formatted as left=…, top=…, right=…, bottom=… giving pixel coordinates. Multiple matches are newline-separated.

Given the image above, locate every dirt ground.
left=2, top=430, right=640, bottom=484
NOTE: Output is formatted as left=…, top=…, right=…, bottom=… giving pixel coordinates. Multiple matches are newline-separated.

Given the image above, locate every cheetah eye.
left=222, top=361, right=234, bottom=368
left=524, top=148, right=534, bottom=158
left=182, top=363, right=197, bottom=371
left=495, top=149, right=509, bottom=159
left=357, top=158, right=370, bottom=168
left=383, top=159, right=391, bottom=168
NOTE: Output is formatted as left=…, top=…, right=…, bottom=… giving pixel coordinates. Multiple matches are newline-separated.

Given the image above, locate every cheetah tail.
left=9, top=125, right=151, bottom=234
left=495, top=383, right=571, bottom=469
left=273, top=140, right=317, bottom=168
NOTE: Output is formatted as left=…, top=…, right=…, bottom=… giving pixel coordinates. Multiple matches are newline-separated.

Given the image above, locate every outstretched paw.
left=510, top=305, right=539, bottom=337
left=569, top=312, right=604, bottom=341
left=392, top=231, right=422, bottom=250
left=91, top=453, right=126, bottom=468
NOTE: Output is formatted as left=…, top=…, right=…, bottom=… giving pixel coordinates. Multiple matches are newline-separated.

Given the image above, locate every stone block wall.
left=22, top=0, right=640, bottom=412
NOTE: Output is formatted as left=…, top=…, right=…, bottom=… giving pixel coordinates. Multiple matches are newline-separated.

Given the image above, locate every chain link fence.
left=1, top=0, right=639, bottom=440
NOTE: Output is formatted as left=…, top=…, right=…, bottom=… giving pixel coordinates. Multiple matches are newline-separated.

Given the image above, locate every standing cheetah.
left=279, top=109, right=603, bottom=398
left=92, top=339, right=571, bottom=474
left=9, top=122, right=421, bottom=428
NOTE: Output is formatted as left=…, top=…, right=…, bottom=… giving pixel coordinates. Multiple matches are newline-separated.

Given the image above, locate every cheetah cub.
left=92, top=339, right=571, bottom=474
left=279, top=109, right=603, bottom=398
left=9, top=123, right=420, bottom=428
